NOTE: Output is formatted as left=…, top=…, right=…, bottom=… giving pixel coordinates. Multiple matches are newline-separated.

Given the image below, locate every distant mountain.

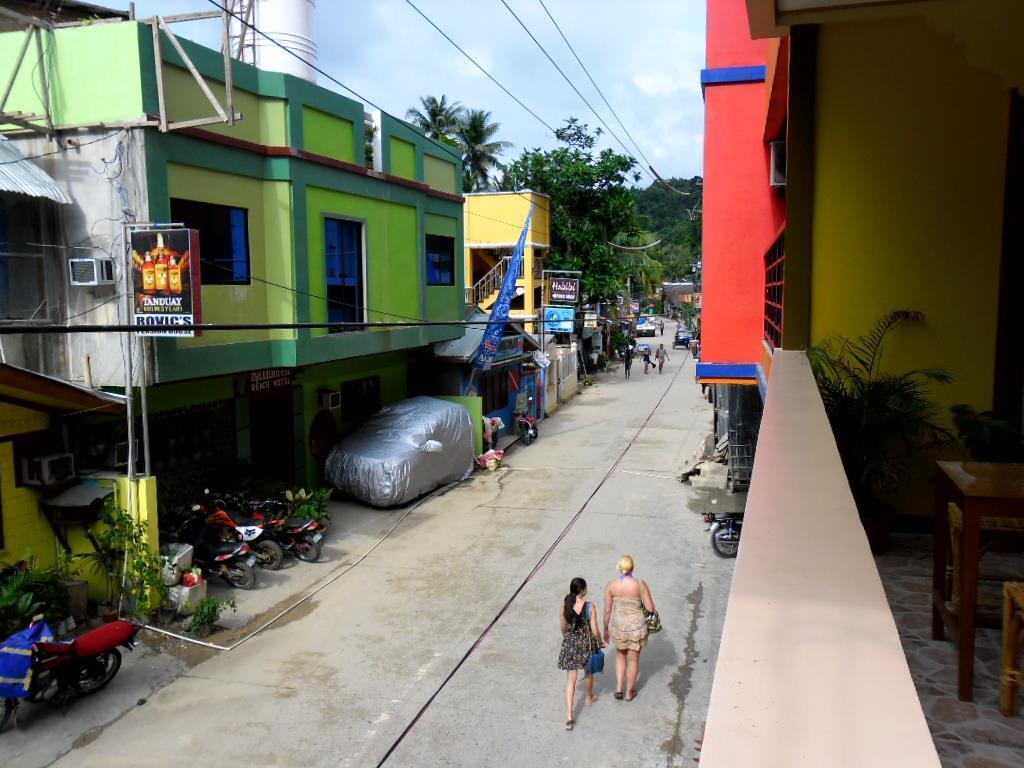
left=632, top=176, right=702, bottom=282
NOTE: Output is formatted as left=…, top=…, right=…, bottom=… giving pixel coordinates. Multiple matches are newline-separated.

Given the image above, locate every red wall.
left=701, top=0, right=785, bottom=368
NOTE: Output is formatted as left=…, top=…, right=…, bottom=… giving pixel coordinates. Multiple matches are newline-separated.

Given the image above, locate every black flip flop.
left=614, top=692, right=624, bottom=700
left=625, top=689, right=638, bottom=702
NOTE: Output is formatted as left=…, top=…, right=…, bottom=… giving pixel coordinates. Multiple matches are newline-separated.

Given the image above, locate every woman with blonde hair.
left=603, top=555, right=655, bottom=701
left=557, top=577, right=602, bottom=729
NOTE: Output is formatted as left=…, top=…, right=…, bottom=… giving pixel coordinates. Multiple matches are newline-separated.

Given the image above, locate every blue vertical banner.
left=474, top=204, right=535, bottom=370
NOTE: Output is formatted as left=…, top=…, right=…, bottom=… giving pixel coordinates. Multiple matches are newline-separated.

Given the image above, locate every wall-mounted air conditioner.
left=318, top=389, right=341, bottom=410
left=21, top=453, right=75, bottom=486
left=769, top=141, right=787, bottom=188
left=69, top=258, right=115, bottom=286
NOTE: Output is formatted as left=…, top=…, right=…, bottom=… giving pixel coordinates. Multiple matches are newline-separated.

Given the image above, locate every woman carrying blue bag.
left=557, top=577, right=605, bottom=730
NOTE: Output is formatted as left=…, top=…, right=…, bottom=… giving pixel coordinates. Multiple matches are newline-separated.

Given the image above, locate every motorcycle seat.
left=75, top=621, right=136, bottom=657
left=36, top=641, right=74, bottom=655
left=208, top=541, right=244, bottom=557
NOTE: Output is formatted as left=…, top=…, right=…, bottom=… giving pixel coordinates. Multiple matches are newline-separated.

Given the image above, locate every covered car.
left=325, top=396, right=474, bottom=507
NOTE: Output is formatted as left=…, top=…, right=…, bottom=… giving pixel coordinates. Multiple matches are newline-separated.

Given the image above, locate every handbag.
left=639, top=581, right=663, bottom=633
left=584, top=603, right=605, bottom=674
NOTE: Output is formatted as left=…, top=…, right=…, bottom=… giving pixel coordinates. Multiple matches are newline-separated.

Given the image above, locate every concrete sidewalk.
left=30, top=353, right=732, bottom=768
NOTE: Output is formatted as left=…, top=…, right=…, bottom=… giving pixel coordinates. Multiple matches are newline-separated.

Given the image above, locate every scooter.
left=705, top=511, right=743, bottom=558
left=1, top=619, right=141, bottom=732
left=202, top=502, right=285, bottom=570
left=205, top=492, right=324, bottom=563
left=176, top=517, right=259, bottom=589
left=514, top=396, right=539, bottom=446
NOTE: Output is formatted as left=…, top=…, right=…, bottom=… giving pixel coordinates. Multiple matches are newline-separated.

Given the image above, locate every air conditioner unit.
left=317, top=389, right=341, bottom=410
left=69, top=257, right=115, bottom=286
left=21, top=453, right=75, bottom=486
left=769, top=141, right=787, bottom=188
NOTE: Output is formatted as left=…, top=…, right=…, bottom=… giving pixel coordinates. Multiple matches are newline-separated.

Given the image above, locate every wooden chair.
left=1002, top=581, right=1024, bottom=716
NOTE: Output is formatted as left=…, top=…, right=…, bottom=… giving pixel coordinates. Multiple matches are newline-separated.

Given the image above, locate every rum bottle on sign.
left=141, top=252, right=156, bottom=294
left=168, top=254, right=182, bottom=294
left=154, top=235, right=169, bottom=293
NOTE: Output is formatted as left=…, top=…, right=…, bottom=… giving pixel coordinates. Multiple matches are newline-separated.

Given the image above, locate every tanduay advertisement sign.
left=129, top=229, right=202, bottom=336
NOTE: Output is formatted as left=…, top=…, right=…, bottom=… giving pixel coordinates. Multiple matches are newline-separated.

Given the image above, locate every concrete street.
left=31, top=347, right=733, bottom=767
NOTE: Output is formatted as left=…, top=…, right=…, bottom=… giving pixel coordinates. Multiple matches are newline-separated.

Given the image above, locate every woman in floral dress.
left=557, top=577, right=602, bottom=729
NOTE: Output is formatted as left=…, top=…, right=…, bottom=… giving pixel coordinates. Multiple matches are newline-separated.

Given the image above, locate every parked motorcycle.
left=176, top=517, right=258, bottom=589
left=1, top=619, right=140, bottom=732
left=205, top=492, right=324, bottom=563
left=514, top=396, right=539, bottom=446
left=201, top=501, right=285, bottom=570
left=705, top=511, right=743, bottom=558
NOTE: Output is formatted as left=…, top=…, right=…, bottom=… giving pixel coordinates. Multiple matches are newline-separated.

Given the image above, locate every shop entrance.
left=249, top=388, right=295, bottom=486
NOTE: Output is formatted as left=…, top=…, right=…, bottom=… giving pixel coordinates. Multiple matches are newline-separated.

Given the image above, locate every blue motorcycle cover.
left=0, top=621, right=52, bottom=698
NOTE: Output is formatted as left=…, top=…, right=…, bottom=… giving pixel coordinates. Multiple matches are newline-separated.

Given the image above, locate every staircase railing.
left=466, top=256, right=524, bottom=305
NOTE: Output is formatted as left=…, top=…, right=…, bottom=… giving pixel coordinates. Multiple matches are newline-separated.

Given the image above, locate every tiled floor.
left=878, top=534, right=1024, bottom=768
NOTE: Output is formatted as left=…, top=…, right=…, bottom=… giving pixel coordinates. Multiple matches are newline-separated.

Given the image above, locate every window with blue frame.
left=324, top=217, right=364, bottom=331
left=170, top=198, right=250, bottom=285
left=425, top=234, right=455, bottom=286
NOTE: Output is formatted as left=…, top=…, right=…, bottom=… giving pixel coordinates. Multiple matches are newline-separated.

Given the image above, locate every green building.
left=0, top=16, right=465, bottom=504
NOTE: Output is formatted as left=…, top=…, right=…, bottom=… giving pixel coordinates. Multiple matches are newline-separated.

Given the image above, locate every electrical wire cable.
left=0, top=128, right=124, bottom=166
left=497, top=0, right=655, bottom=183
left=0, top=318, right=551, bottom=335
left=374, top=348, right=692, bottom=766
left=403, top=0, right=555, bottom=134
left=535, top=0, right=653, bottom=169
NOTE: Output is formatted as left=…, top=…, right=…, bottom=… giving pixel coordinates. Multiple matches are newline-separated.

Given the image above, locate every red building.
left=699, top=0, right=786, bottom=422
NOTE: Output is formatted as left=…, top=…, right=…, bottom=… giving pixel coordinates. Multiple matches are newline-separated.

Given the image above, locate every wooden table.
left=931, top=461, right=1024, bottom=701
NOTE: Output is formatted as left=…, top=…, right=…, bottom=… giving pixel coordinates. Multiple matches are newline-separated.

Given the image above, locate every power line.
left=535, top=0, right=653, bottom=169
left=497, top=0, right=655, bottom=184
left=403, top=0, right=555, bottom=134
left=0, top=318, right=560, bottom=335
left=0, top=128, right=124, bottom=166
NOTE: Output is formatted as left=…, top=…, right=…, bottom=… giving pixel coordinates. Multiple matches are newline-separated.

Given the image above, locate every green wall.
left=438, top=396, right=483, bottom=454
left=303, top=106, right=355, bottom=163
left=424, top=154, right=458, bottom=195
left=0, top=23, right=145, bottom=127
left=424, top=213, right=461, bottom=321
left=389, top=137, right=416, bottom=180
left=306, top=185, right=419, bottom=331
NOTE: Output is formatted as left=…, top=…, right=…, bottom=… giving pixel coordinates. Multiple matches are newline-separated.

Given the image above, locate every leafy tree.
left=405, top=95, right=464, bottom=141
left=456, top=109, right=512, bottom=192
left=503, top=119, right=642, bottom=302
left=633, top=176, right=703, bottom=284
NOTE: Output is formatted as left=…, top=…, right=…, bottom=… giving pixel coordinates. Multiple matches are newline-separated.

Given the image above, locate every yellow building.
left=464, top=191, right=551, bottom=327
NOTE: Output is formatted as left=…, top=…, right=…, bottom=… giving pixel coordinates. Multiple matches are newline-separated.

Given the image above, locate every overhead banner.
left=548, top=277, right=579, bottom=304
left=130, top=229, right=202, bottom=336
left=543, top=307, right=574, bottom=333
left=474, top=205, right=534, bottom=370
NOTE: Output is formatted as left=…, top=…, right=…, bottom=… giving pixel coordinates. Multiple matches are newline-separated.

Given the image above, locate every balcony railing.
left=699, top=351, right=940, bottom=768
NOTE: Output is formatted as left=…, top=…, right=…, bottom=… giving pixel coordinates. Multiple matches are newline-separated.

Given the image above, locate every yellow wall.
left=163, top=65, right=288, bottom=146
left=0, top=404, right=51, bottom=564
left=168, top=163, right=295, bottom=347
left=464, top=191, right=550, bottom=250
left=811, top=15, right=1018, bottom=415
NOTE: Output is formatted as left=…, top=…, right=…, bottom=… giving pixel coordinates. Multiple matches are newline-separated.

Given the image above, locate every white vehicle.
left=636, top=316, right=657, bottom=337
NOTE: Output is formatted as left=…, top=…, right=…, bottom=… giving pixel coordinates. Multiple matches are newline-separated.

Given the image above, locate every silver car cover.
left=325, top=396, right=475, bottom=507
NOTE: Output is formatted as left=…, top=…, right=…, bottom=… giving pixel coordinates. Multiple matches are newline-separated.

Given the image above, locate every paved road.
left=44, top=352, right=732, bottom=768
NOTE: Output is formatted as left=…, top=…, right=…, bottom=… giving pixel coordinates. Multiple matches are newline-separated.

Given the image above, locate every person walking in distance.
left=655, top=343, right=670, bottom=374
left=641, top=347, right=653, bottom=374
left=604, top=556, right=655, bottom=701
left=658, top=319, right=665, bottom=336
left=622, top=337, right=635, bottom=379
left=558, top=577, right=602, bottom=729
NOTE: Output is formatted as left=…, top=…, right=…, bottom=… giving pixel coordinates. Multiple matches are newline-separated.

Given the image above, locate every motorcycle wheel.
left=0, top=698, right=15, bottom=733
left=255, top=539, right=284, bottom=570
left=77, top=649, right=122, bottom=695
left=711, top=528, right=740, bottom=559
left=225, top=561, right=257, bottom=589
left=522, top=430, right=532, bottom=446
left=294, top=534, right=322, bottom=563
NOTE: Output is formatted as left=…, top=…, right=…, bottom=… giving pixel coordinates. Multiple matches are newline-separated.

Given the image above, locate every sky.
left=135, top=0, right=706, bottom=183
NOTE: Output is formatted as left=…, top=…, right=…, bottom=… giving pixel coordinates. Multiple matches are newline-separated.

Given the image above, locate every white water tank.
left=252, top=0, right=318, bottom=83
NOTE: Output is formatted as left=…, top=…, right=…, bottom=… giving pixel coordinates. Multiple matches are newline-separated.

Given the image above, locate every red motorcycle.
left=1, top=620, right=140, bottom=731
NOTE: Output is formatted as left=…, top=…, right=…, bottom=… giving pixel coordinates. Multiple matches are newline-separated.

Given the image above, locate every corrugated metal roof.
left=0, top=136, right=71, bottom=204
left=433, top=309, right=539, bottom=363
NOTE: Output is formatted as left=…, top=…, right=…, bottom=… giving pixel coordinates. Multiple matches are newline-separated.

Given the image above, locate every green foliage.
left=0, top=561, right=65, bottom=638
left=363, top=121, right=377, bottom=168
left=187, top=596, right=236, bottom=635
left=950, top=405, right=1024, bottom=462
left=456, top=109, right=512, bottom=192
left=807, top=310, right=955, bottom=498
left=83, top=496, right=166, bottom=614
left=632, top=176, right=703, bottom=287
left=405, top=95, right=464, bottom=140
left=503, top=119, right=641, bottom=302
left=284, top=487, right=332, bottom=522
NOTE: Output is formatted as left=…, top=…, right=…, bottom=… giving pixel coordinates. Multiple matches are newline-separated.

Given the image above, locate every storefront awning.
left=0, top=363, right=124, bottom=414
left=0, top=136, right=72, bottom=204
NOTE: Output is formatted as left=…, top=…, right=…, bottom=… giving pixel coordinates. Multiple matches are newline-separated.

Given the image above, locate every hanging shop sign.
left=130, top=228, right=202, bottom=337
left=234, top=368, right=294, bottom=397
left=584, top=312, right=598, bottom=329
left=494, top=334, right=525, bottom=363
left=548, top=277, right=580, bottom=304
left=543, top=307, right=575, bottom=333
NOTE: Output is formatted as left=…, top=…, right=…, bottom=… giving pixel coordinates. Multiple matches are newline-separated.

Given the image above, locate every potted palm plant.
left=808, top=310, right=955, bottom=552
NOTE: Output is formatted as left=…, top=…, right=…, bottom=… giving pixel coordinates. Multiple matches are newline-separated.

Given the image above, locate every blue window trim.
left=695, top=362, right=759, bottom=380
left=700, top=65, right=767, bottom=93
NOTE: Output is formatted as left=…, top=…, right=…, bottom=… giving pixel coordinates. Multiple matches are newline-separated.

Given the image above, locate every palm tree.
left=405, top=95, right=464, bottom=141
left=456, top=109, right=512, bottom=192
